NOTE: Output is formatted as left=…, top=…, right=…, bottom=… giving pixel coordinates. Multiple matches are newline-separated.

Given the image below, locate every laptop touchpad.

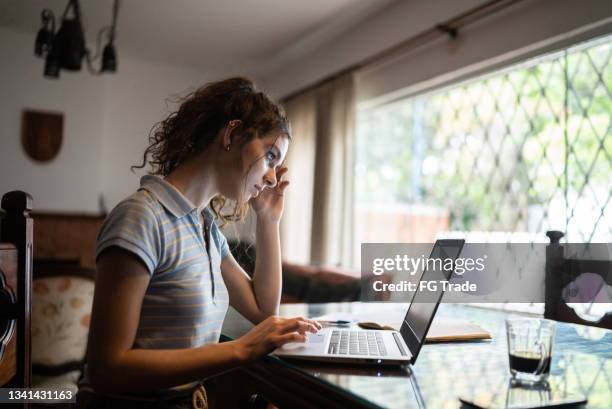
left=306, top=333, right=326, bottom=343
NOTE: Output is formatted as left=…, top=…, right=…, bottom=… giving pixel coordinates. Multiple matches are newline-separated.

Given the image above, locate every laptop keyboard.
left=327, top=330, right=387, bottom=356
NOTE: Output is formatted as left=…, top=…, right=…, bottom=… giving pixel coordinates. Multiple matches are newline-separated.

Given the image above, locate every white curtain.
left=280, top=90, right=317, bottom=264
left=281, top=74, right=356, bottom=267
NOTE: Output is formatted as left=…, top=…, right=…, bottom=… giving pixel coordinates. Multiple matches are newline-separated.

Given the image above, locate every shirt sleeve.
left=96, top=199, right=161, bottom=275
left=210, top=221, right=230, bottom=259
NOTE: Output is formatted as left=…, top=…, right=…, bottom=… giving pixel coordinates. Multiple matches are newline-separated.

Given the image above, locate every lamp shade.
left=56, top=18, right=85, bottom=71
left=101, top=43, right=117, bottom=72
left=44, top=42, right=61, bottom=79
left=34, top=28, right=53, bottom=57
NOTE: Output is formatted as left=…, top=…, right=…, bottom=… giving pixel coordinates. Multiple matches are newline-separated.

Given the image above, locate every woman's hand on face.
left=250, top=166, right=289, bottom=223
left=235, top=315, right=322, bottom=363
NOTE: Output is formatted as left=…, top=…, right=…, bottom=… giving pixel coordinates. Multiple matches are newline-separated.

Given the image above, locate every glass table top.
left=222, top=303, right=612, bottom=409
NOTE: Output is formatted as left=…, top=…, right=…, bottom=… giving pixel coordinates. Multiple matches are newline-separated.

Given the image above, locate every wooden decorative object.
left=21, top=110, right=64, bottom=162
left=0, top=191, right=34, bottom=391
left=32, top=213, right=105, bottom=269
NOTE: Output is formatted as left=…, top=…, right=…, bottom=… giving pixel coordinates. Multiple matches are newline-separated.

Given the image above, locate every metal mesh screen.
left=355, top=34, right=611, bottom=247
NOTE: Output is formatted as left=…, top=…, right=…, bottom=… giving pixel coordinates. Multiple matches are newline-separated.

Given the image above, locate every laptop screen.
left=400, top=239, right=464, bottom=364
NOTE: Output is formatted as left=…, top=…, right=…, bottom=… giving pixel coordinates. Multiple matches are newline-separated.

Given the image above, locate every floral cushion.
left=31, top=276, right=94, bottom=366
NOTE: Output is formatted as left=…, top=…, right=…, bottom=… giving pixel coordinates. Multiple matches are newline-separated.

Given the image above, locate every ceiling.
left=0, top=0, right=397, bottom=77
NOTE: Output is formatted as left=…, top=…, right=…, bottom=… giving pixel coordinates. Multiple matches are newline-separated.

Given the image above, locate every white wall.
left=261, top=0, right=488, bottom=98
left=99, top=58, right=209, bottom=210
left=0, top=26, right=105, bottom=213
left=262, top=0, right=612, bottom=101
left=0, top=26, right=210, bottom=213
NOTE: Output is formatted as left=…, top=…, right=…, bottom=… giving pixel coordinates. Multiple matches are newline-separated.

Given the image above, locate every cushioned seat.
left=31, top=263, right=95, bottom=396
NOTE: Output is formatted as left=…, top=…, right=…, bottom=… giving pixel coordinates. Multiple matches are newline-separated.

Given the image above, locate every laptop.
left=273, top=239, right=465, bottom=366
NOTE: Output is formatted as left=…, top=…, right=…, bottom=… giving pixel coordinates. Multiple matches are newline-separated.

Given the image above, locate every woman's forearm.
left=89, top=340, right=245, bottom=394
left=252, top=218, right=282, bottom=316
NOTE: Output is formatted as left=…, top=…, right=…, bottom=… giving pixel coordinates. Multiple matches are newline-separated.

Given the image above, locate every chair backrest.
left=0, top=191, right=33, bottom=388
left=545, top=230, right=612, bottom=330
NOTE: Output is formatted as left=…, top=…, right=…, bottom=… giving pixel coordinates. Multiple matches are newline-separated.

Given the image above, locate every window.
left=355, top=34, right=611, bottom=263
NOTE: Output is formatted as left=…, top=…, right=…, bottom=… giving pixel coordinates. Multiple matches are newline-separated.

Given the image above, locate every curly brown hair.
left=132, top=77, right=291, bottom=226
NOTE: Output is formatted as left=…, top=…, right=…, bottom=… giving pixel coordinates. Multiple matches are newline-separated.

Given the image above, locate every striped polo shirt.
left=82, top=175, right=231, bottom=395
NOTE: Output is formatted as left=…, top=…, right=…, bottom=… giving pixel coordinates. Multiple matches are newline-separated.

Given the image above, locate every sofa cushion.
left=31, top=276, right=94, bottom=367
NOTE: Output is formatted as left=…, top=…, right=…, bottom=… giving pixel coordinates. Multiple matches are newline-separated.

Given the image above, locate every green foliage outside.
left=355, top=35, right=611, bottom=241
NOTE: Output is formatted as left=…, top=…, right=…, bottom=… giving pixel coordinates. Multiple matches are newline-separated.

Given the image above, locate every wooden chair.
left=0, top=191, right=34, bottom=391
left=545, top=230, right=612, bottom=330
left=30, top=259, right=95, bottom=394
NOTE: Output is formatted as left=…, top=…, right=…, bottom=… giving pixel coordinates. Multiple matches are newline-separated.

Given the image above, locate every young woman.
left=77, top=77, right=322, bottom=408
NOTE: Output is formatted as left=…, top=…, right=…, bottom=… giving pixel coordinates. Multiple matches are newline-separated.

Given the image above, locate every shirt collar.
left=139, top=175, right=198, bottom=219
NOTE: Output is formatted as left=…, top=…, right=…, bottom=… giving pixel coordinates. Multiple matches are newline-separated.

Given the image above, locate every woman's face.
left=222, top=132, right=289, bottom=202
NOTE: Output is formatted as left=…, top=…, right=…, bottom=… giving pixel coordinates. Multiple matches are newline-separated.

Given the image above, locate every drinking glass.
left=506, top=318, right=556, bottom=383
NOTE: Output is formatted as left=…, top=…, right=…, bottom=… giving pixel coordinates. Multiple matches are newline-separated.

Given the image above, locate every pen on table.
left=316, top=320, right=353, bottom=327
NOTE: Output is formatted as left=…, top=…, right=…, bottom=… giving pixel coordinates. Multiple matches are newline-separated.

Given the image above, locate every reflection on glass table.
left=222, top=303, right=612, bottom=409
left=458, top=378, right=587, bottom=409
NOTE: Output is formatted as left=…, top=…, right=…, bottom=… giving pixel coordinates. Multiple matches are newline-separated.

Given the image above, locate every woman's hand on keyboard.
left=235, top=315, right=322, bottom=362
